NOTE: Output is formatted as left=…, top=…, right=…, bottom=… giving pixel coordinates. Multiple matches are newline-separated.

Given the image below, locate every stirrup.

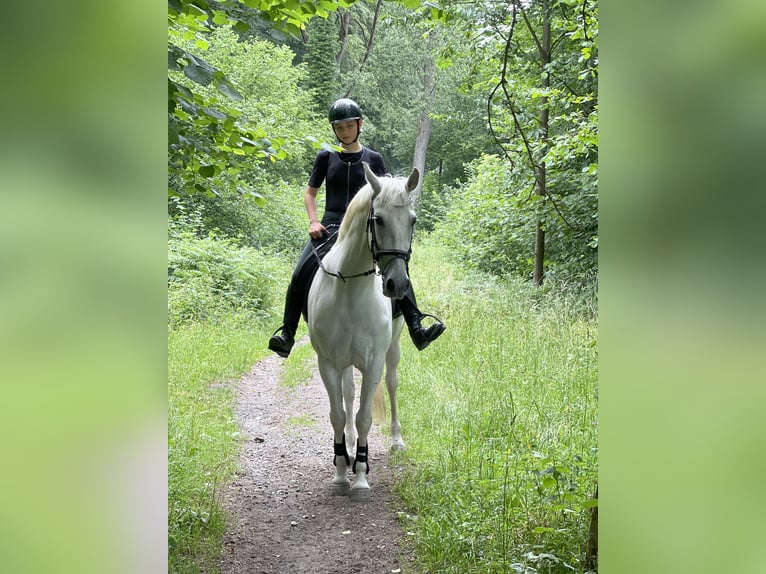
left=418, top=312, right=443, bottom=324
left=268, top=326, right=294, bottom=358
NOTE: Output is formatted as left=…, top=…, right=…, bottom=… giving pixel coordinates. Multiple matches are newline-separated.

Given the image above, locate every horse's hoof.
left=350, top=487, right=371, bottom=502
left=331, top=482, right=350, bottom=496
left=390, top=442, right=406, bottom=452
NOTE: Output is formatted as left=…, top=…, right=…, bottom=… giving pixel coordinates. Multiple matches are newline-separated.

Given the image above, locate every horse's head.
left=363, top=162, right=419, bottom=300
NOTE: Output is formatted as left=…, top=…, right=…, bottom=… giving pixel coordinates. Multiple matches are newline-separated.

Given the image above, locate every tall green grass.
left=394, top=237, right=598, bottom=573
left=167, top=230, right=597, bottom=573
left=168, top=314, right=271, bottom=573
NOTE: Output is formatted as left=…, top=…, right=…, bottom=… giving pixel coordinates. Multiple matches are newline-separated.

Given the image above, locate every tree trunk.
left=412, top=57, right=435, bottom=197
left=361, top=0, right=383, bottom=67
left=343, top=0, right=383, bottom=98
left=533, top=0, right=551, bottom=287
left=585, top=485, right=598, bottom=570
left=336, top=11, right=350, bottom=66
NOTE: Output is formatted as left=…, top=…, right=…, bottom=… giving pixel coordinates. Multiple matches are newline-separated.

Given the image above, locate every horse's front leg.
left=386, top=318, right=406, bottom=450
left=342, top=366, right=356, bottom=455
left=317, top=359, right=350, bottom=495
left=350, top=363, right=385, bottom=501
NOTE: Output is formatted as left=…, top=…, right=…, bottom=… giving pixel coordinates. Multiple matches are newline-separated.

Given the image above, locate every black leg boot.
left=268, top=326, right=295, bottom=358
left=399, top=292, right=446, bottom=351
left=269, top=239, right=320, bottom=358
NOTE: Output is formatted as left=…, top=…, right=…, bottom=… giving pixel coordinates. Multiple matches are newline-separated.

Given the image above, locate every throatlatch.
left=352, top=441, right=370, bottom=475
left=333, top=434, right=351, bottom=467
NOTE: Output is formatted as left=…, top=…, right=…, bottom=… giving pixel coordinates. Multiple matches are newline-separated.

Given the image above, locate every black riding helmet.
left=328, top=98, right=362, bottom=124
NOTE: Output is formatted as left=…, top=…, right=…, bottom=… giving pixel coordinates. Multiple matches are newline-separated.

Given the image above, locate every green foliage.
left=169, top=24, right=327, bottom=198
left=435, top=153, right=596, bottom=285
left=168, top=214, right=291, bottom=328
left=415, top=171, right=453, bottom=233
left=168, top=0, right=354, bottom=198
left=429, top=0, right=598, bottom=286
left=169, top=167, right=311, bottom=255
left=168, top=315, right=273, bottom=573
left=428, top=54, right=502, bottom=186
left=436, top=154, right=532, bottom=277
left=339, top=2, right=433, bottom=172
left=395, top=237, right=598, bottom=573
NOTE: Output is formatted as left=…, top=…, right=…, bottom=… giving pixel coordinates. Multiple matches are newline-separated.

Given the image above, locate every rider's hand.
left=309, top=220, right=326, bottom=239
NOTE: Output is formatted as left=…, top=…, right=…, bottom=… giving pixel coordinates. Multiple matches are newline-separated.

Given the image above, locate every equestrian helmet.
left=329, top=98, right=362, bottom=124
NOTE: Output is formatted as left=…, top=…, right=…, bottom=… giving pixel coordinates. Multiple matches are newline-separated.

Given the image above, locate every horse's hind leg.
left=317, top=359, right=350, bottom=495
left=386, top=317, right=406, bottom=450
left=342, top=367, right=356, bottom=455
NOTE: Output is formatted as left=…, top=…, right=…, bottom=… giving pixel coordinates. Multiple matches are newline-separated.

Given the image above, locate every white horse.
left=307, top=162, right=418, bottom=501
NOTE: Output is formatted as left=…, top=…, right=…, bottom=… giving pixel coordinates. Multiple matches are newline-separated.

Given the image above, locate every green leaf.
left=320, top=141, right=340, bottom=153
left=198, top=164, right=216, bottom=177
left=201, top=106, right=227, bottom=120
left=184, top=64, right=213, bottom=85
left=168, top=45, right=184, bottom=71
left=168, top=0, right=182, bottom=15
left=215, top=79, right=243, bottom=100
left=212, top=11, right=230, bottom=25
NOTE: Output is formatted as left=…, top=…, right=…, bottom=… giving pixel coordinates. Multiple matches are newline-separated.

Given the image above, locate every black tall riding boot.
left=269, top=227, right=338, bottom=358
left=269, top=239, right=320, bottom=358
left=398, top=289, right=446, bottom=351
left=268, top=279, right=301, bottom=358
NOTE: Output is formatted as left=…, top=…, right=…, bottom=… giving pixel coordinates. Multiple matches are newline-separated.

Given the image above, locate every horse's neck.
left=329, top=214, right=371, bottom=275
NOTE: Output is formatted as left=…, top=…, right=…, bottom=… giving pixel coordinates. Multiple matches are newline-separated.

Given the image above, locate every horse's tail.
left=372, top=381, right=386, bottom=423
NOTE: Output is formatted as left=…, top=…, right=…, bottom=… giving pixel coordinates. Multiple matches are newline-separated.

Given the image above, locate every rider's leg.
left=398, top=284, right=446, bottom=351
left=268, top=241, right=317, bottom=358
left=269, top=227, right=338, bottom=357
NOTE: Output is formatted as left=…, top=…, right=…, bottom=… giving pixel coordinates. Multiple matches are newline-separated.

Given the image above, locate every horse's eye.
left=374, top=216, right=384, bottom=226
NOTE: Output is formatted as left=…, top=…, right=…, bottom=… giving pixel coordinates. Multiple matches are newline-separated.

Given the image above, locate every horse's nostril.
left=386, top=278, right=396, bottom=293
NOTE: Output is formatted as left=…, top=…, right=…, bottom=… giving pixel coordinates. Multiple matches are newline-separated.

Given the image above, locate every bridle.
left=314, top=200, right=414, bottom=282
left=366, top=204, right=414, bottom=273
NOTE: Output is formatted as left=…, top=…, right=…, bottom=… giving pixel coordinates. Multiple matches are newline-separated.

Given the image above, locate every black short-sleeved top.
left=308, top=147, right=386, bottom=216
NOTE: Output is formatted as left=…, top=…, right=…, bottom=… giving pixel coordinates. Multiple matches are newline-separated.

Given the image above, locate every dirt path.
left=217, top=341, right=416, bottom=574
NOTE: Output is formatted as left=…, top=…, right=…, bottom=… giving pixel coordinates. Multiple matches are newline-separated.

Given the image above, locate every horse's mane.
left=337, top=176, right=411, bottom=242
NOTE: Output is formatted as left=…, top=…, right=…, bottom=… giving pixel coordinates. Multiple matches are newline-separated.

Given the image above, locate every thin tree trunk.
left=336, top=11, right=350, bottom=66
left=412, top=58, right=435, bottom=197
left=533, top=0, right=551, bottom=287
left=361, top=0, right=383, bottom=67
left=585, top=485, right=598, bottom=570
left=343, top=0, right=383, bottom=98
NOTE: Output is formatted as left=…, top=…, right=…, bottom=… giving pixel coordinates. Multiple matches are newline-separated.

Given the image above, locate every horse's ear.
left=406, top=168, right=420, bottom=194
left=363, top=161, right=382, bottom=198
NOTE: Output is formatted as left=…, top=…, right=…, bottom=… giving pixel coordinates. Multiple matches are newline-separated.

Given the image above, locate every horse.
left=307, top=162, right=418, bottom=502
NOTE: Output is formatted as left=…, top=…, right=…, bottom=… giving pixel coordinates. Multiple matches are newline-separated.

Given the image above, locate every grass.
left=168, top=313, right=271, bottom=574
left=167, top=235, right=597, bottom=574
left=392, top=237, right=598, bottom=573
left=280, top=325, right=313, bottom=388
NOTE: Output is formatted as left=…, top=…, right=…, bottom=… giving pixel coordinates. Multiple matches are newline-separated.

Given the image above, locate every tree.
left=436, top=0, right=598, bottom=285
left=168, top=0, right=355, bottom=198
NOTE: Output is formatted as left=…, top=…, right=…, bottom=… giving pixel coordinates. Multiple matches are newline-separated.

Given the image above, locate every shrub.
left=168, top=216, right=291, bottom=328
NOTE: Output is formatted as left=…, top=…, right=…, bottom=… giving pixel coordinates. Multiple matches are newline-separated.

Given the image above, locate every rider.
left=268, top=98, right=446, bottom=358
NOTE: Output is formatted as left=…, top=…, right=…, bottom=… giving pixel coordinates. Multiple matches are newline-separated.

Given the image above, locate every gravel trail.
left=217, top=342, right=416, bottom=574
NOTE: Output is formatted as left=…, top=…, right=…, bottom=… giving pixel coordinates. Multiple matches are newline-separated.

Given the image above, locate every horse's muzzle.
left=381, top=259, right=410, bottom=299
